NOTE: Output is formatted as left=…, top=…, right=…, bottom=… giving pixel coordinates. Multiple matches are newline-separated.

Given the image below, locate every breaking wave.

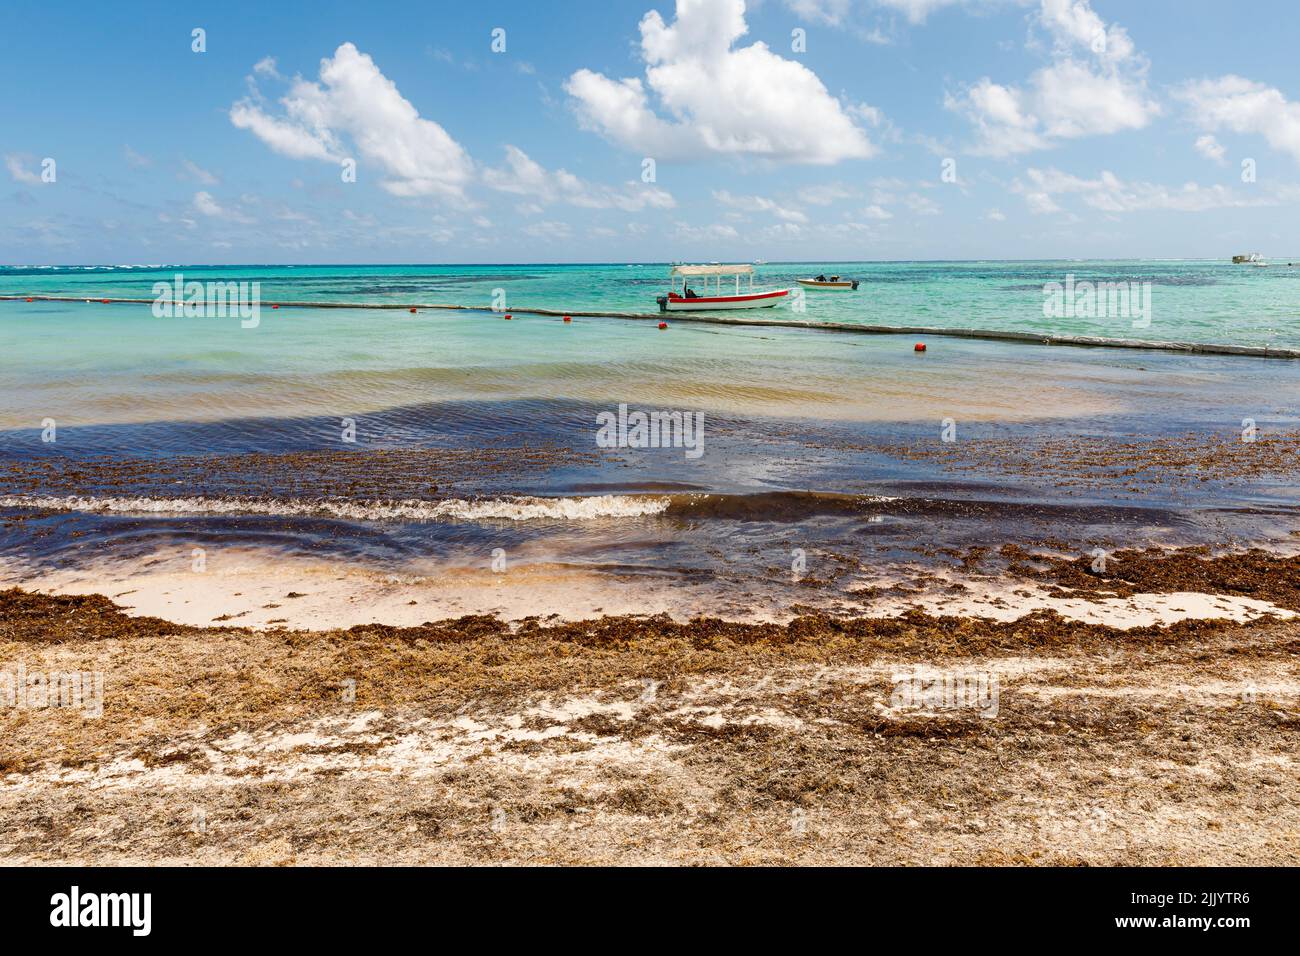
left=0, top=493, right=673, bottom=522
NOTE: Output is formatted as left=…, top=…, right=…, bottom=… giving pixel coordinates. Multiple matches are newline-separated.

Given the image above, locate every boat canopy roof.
left=671, top=263, right=754, bottom=277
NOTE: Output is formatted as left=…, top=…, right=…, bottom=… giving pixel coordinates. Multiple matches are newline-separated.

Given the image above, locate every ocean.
left=4, top=259, right=1300, bottom=343
left=2, top=261, right=1298, bottom=625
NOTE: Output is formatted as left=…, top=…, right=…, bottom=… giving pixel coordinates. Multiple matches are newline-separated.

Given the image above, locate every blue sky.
left=3, top=0, right=1299, bottom=263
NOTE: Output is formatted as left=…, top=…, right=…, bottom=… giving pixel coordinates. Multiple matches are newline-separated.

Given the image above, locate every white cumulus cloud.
left=1194, top=133, right=1227, bottom=164
left=712, top=189, right=807, bottom=221
left=1012, top=166, right=1288, bottom=214
left=565, top=0, right=876, bottom=165
left=192, top=191, right=256, bottom=224
left=4, top=155, right=43, bottom=185
left=483, top=146, right=675, bottom=211
left=947, top=0, right=1157, bottom=156
left=231, top=42, right=475, bottom=201
left=1176, top=75, right=1300, bottom=165
left=192, top=191, right=224, bottom=216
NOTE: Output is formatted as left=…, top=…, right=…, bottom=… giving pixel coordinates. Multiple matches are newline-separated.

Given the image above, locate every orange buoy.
left=914, top=342, right=926, bottom=352
left=24, top=297, right=33, bottom=302
left=100, top=299, right=110, bottom=304
left=562, top=315, right=571, bottom=322
left=409, top=307, right=417, bottom=313
left=658, top=321, right=668, bottom=330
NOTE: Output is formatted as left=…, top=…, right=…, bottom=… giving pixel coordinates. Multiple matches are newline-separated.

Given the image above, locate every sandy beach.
left=3, top=542, right=1298, bottom=865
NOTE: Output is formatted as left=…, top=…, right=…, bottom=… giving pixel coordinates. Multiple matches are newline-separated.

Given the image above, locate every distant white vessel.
left=656, top=264, right=790, bottom=312
left=1233, top=252, right=1266, bottom=265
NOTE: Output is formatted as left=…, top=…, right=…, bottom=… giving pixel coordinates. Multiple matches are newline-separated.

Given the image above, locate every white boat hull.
left=656, top=289, right=790, bottom=312
left=797, top=279, right=859, bottom=290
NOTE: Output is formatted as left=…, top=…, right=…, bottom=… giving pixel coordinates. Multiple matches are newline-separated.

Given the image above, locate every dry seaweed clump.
left=0, top=587, right=193, bottom=643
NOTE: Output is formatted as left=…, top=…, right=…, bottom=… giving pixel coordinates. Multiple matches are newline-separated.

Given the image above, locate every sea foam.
left=0, top=493, right=672, bottom=522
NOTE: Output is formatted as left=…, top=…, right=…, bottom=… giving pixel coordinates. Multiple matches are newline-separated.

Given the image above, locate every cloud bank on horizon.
left=4, top=0, right=1300, bottom=261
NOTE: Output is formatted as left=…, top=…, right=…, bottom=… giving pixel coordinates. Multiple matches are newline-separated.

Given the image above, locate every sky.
left=3, top=0, right=1299, bottom=263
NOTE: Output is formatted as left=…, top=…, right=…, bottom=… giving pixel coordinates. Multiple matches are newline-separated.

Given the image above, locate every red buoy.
left=562, top=315, right=571, bottom=323
left=24, top=297, right=33, bottom=302
left=272, top=304, right=279, bottom=309
left=914, top=342, right=927, bottom=352
left=504, top=313, right=512, bottom=320
left=101, top=299, right=110, bottom=304
left=409, top=307, right=417, bottom=313
left=658, top=321, right=668, bottom=330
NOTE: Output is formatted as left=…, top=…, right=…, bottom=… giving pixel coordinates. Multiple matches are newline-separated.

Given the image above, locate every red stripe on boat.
left=667, top=290, right=788, bottom=303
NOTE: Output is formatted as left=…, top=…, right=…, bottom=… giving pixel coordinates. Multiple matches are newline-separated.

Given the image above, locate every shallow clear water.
left=2, top=262, right=1299, bottom=597
left=4, top=259, right=1299, bottom=348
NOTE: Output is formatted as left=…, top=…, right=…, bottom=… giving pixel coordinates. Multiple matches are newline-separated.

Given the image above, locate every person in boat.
left=815, top=274, right=827, bottom=282
left=684, top=286, right=699, bottom=298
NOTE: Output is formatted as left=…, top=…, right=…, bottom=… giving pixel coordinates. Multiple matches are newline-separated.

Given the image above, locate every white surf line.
left=5, top=295, right=1298, bottom=360
left=0, top=493, right=673, bottom=522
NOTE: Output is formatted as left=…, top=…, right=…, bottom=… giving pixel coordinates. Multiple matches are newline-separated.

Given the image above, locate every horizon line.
left=0, top=257, right=1269, bottom=269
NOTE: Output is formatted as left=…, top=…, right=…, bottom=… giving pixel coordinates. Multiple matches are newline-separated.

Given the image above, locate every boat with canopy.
left=656, top=264, right=790, bottom=312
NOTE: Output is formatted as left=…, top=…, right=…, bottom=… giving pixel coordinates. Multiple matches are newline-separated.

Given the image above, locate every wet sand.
left=5, top=543, right=1300, bottom=631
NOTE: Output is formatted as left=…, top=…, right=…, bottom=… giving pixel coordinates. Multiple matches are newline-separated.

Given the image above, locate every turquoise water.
left=3, top=260, right=1298, bottom=348
left=6, top=284, right=1296, bottom=434
left=3, top=261, right=1299, bottom=607
left=5, top=259, right=1299, bottom=435
left=3, top=259, right=1300, bottom=436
